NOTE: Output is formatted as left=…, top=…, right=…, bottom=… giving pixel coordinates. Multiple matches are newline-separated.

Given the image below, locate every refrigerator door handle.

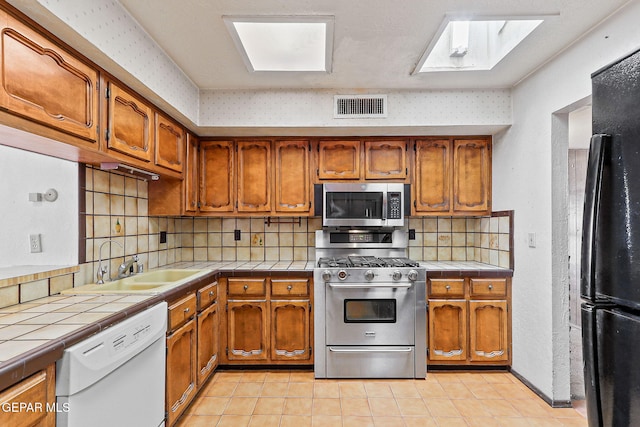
left=581, top=134, right=610, bottom=300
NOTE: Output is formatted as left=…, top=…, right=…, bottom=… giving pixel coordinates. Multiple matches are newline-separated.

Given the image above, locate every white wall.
left=493, top=0, right=640, bottom=402
left=0, top=145, right=78, bottom=267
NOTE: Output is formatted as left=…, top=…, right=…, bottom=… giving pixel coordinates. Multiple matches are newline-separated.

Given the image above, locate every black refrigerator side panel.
left=591, top=49, right=640, bottom=309
left=581, top=303, right=602, bottom=427
left=597, top=308, right=640, bottom=426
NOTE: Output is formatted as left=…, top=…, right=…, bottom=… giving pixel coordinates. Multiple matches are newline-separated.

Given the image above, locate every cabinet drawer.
left=228, top=278, right=266, bottom=296
left=168, top=294, right=196, bottom=331
left=429, top=279, right=465, bottom=298
left=271, top=279, right=309, bottom=297
left=470, top=279, right=507, bottom=298
left=198, top=282, right=218, bottom=310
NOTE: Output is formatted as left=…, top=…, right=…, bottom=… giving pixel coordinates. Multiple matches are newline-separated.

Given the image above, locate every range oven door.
left=325, top=282, right=415, bottom=345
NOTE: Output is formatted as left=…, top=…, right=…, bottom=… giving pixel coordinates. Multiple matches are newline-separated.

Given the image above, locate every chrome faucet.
left=96, top=240, right=138, bottom=284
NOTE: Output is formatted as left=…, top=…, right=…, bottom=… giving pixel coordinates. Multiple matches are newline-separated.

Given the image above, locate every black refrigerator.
left=582, top=47, right=640, bottom=427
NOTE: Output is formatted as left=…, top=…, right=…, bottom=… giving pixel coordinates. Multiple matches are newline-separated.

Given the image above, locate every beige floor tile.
left=369, top=397, right=401, bottom=417
left=217, top=414, right=251, bottom=426
left=388, top=381, right=420, bottom=398
left=281, top=415, right=312, bottom=427
left=261, top=382, right=289, bottom=397
left=234, top=382, right=264, bottom=396
left=465, top=416, right=502, bottom=426
left=342, top=416, right=374, bottom=426
left=341, top=398, right=371, bottom=416
left=264, top=371, right=291, bottom=382
left=556, top=418, right=588, bottom=426
left=434, top=416, right=471, bottom=426
left=204, top=381, right=237, bottom=397
left=371, top=416, right=405, bottom=427
left=314, top=382, right=340, bottom=397
left=465, top=382, right=502, bottom=399
left=253, top=397, right=285, bottom=415
left=289, top=371, right=315, bottom=382
left=283, top=397, right=313, bottom=415
left=402, top=416, right=438, bottom=426
left=396, top=398, right=430, bottom=416
left=340, top=382, right=367, bottom=397
left=510, top=398, right=552, bottom=417
left=493, top=383, right=537, bottom=400
left=416, top=381, right=448, bottom=398
left=192, top=397, right=229, bottom=415
left=241, top=371, right=268, bottom=382
left=423, top=398, right=459, bottom=417
left=248, top=414, right=281, bottom=426
left=224, top=397, right=257, bottom=415
left=288, top=382, right=314, bottom=397
left=311, top=415, right=342, bottom=426
left=498, top=416, right=541, bottom=426
left=364, top=382, right=394, bottom=398
left=312, top=398, right=341, bottom=416
left=175, top=414, right=220, bottom=427
left=440, top=381, right=475, bottom=399
left=483, top=399, right=521, bottom=417
left=452, top=399, right=493, bottom=418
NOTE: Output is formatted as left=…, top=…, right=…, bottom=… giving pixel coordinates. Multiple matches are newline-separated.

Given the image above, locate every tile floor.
left=176, top=370, right=587, bottom=426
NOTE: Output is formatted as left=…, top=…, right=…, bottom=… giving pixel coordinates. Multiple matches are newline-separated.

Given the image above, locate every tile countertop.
left=0, top=259, right=510, bottom=391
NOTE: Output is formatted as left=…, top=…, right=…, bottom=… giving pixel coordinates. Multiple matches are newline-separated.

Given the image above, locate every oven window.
left=325, top=192, right=383, bottom=219
left=344, top=299, right=396, bottom=323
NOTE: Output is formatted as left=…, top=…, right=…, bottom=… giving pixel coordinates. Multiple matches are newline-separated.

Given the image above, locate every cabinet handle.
left=287, top=285, right=293, bottom=291
left=244, top=285, right=249, bottom=291
left=184, top=307, right=190, bottom=313
left=488, top=285, right=493, bottom=290
left=209, top=291, right=214, bottom=296
left=445, top=285, right=451, bottom=290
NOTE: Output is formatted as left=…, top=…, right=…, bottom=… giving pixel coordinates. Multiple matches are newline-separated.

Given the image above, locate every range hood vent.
left=334, top=95, right=387, bottom=118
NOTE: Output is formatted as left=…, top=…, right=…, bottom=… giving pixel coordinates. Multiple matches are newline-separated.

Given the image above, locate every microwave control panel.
left=387, top=192, right=402, bottom=219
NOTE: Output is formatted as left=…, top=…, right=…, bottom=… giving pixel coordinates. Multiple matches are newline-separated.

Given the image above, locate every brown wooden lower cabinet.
left=0, top=364, right=55, bottom=427
left=196, top=282, right=219, bottom=387
left=220, top=276, right=313, bottom=366
left=427, top=276, right=511, bottom=366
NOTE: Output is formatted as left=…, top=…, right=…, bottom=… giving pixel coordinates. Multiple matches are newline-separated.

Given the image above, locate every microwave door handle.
left=382, top=192, right=387, bottom=220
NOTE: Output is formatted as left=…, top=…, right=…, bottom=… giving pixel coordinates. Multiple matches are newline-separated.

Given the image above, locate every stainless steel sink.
left=62, top=269, right=212, bottom=295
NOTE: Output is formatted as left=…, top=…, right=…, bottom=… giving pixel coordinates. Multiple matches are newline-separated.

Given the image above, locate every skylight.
left=224, top=16, right=334, bottom=72
left=414, top=16, right=544, bottom=73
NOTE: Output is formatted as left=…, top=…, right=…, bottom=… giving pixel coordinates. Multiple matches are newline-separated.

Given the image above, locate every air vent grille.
left=334, top=95, right=387, bottom=118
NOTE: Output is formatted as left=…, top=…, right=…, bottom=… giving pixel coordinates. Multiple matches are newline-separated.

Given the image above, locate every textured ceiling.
left=116, top=0, right=629, bottom=90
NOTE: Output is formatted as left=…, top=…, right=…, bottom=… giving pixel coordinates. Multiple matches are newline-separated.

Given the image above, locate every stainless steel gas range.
left=313, top=229, right=426, bottom=379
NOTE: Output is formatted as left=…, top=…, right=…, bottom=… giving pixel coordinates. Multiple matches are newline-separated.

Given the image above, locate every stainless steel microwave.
left=314, top=183, right=409, bottom=227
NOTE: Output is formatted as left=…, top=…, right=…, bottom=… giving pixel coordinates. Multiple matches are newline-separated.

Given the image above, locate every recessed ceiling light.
left=414, top=15, right=548, bottom=73
left=224, top=16, right=334, bottom=72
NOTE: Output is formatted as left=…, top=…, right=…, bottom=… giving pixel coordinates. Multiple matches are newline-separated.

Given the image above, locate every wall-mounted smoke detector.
left=334, top=95, right=387, bottom=119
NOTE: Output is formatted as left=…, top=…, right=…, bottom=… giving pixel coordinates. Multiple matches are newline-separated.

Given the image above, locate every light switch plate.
left=528, top=232, right=536, bottom=248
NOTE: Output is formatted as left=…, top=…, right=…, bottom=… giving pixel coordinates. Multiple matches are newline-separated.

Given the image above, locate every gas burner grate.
left=318, top=256, right=420, bottom=268
left=380, top=257, right=420, bottom=268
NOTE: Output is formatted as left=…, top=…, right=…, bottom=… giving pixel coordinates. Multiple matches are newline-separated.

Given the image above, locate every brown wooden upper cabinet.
left=237, top=140, right=272, bottom=212
left=317, top=140, right=361, bottom=179
left=184, top=133, right=199, bottom=213
left=103, top=80, right=154, bottom=162
left=414, top=137, right=491, bottom=215
left=200, top=140, right=235, bottom=213
left=155, top=112, right=184, bottom=173
left=0, top=10, right=99, bottom=143
left=364, top=140, right=407, bottom=179
left=275, top=140, right=311, bottom=213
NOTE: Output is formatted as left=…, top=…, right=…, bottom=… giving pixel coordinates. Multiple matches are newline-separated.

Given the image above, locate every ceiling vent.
left=334, top=95, right=387, bottom=118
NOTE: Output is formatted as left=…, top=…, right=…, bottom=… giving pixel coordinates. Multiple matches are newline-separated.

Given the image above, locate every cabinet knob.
left=244, top=285, right=249, bottom=291
left=488, top=285, right=493, bottom=290
left=184, top=307, right=190, bottom=313
left=209, top=291, right=214, bottom=296
left=445, top=285, right=451, bottom=290
left=287, top=285, right=293, bottom=291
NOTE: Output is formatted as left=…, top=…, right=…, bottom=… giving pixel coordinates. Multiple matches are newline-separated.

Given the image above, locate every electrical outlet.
left=29, top=234, right=42, bottom=253
left=234, top=229, right=241, bottom=241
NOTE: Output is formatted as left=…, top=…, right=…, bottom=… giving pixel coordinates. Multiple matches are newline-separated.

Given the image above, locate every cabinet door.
left=318, top=140, right=361, bottom=179
left=428, top=300, right=467, bottom=361
left=155, top=113, right=184, bottom=172
left=227, top=300, right=269, bottom=361
left=0, top=12, right=99, bottom=143
left=469, top=300, right=509, bottom=362
left=364, top=140, right=407, bottom=179
left=237, top=140, right=271, bottom=212
left=197, top=302, right=219, bottom=387
left=200, top=140, right=234, bottom=212
left=166, top=319, right=197, bottom=427
left=105, top=81, right=154, bottom=161
left=452, top=139, right=491, bottom=213
left=275, top=140, right=310, bottom=213
left=184, top=133, right=199, bottom=213
left=415, top=139, right=451, bottom=213
left=271, top=300, right=311, bottom=361
left=0, top=364, right=55, bottom=427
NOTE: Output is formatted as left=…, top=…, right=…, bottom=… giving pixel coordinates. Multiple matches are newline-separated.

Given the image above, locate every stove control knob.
left=364, top=270, right=375, bottom=281
left=392, top=270, right=402, bottom=281
left=338, top=270, right=348, bottom=280
left=321, top=270, right=332, bottom=282
left=407, top=270, right=418, bottom=282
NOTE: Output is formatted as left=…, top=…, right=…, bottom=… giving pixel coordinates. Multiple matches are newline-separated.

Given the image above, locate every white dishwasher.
left=56, top=302, right=167, bottom=427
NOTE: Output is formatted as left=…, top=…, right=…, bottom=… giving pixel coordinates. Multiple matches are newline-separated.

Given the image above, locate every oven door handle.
left=328, top=347, right=413, bottom=353
left=328, top=283, right=412, bottom=289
